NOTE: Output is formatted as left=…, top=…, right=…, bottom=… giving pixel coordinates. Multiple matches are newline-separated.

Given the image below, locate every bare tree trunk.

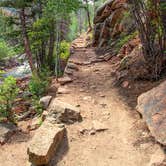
left=85, top=0, right=92, bottom=32
left=19, top=8, right=36, bottom=73
left=48, top=21, right=55, bottom=70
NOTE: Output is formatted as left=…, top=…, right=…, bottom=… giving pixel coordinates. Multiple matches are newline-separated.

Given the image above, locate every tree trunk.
left=48, top=21, right=55, bottom=70
left=85, top=0, right=92, bottom=32
left=128, top=0, right=166, bottom=78
left=19, top=8, right=36, bottom=73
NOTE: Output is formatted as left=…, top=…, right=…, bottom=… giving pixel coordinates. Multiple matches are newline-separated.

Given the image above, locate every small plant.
left=0, top=70, right=5, bottom=78
left=31, top=97, right=43, bottom=115
left=60, top=41, right=70, bottom=60
left=0, top=76, right=19, bottom=123
left=29, top=68, right=51, bottom=98
left=0, top=39, right=15, bottom=59
left=29, top=68, right=51, bottom=115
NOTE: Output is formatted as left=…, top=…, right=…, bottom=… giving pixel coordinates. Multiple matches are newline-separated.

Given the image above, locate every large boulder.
left=137, top=81, right=166, bottom=145
left=48, top=99, right=82, bottom=124
left=27, top=120, right=65, bottom=165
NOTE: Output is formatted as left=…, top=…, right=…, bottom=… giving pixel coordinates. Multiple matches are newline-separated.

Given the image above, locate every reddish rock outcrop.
left=93, top=0, right=130, bottom=47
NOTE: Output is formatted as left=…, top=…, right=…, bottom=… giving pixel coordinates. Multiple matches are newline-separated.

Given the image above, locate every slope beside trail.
left=50, top=36, right=164, bottom=166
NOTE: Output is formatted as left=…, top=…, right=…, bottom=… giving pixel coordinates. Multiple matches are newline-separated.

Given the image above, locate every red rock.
left=137, top=81, right=166, bottom=145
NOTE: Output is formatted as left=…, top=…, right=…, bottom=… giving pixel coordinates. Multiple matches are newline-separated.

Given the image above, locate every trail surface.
left=51, top=37, right=163, bottom=166
left=0, top=36, right=163, bottom=166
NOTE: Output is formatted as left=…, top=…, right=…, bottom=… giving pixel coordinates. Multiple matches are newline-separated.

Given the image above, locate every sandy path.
left=50, top=47, right=161, bottom=166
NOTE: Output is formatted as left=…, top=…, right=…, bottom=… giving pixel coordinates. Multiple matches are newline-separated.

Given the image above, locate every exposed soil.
left=0, top=36, right=165, bottom=166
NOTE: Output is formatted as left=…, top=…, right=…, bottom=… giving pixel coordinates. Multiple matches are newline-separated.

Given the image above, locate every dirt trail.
left=0, top=36, right=164, bottom=166
left=51, top=38, right=163, bottom=166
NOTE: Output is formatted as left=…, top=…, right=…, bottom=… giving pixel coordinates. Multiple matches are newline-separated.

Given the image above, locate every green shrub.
left=0, top=70, right=5, bottom=78
left=29, top=75, right=48, bottom=98
left=29, top=68, right=51, bottom=98
left=29, top=68, right=51, bottom=115
left=60, top=41, right=70, bottom=60
left=0, top=76, right=19, bottom=123
left=0, top=39, right=15, bottom=59
left=31, top=96, right=43, bottom=115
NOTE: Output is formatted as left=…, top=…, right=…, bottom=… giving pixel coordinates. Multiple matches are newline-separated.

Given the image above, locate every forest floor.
left=0, top=36, right=165, bottom=166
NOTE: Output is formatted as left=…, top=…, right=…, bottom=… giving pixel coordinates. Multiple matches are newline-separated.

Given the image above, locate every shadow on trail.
left=50, top=130, right=69, bottom=166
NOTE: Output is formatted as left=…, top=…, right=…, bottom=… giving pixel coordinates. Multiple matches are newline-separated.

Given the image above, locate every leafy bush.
left=29, top=75, right=48, bottom=98
left=0, top=76, right=19, bottom=123
left=31, top=96, right=43, bottom=115
left=29, top=68, right=51, bottom=97
left=60, top=41, right=70, bottom=60
left=0, top=39, right=15, bottom=59
left=29, top=68, right=51, bottom=115
left=0, top=70, right=5, bottom=78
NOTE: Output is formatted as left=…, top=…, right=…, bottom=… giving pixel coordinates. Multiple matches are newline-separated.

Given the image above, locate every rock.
left=137, top=81, right=166, bottom=145
left=90, top=85, right=97, bottom=89
left=83, top=96, right=92, bottom=101
left=39, top=96, right=52, bottom=109
left=64, top=69, right=73, bottom=75
left=58, top=76, right=73, bottom=85
left=47, top=84, right=58, bottom=97
left=82, top=61, right=92, bottom=65
left=116, top=70, right=128, bottom=80
left=89, top=129, right=96, bottom=135
left=27, top=120, right=65, bottom=165
left=79, top=88, right=85, bottom=92
left=100, top=94, right=106, bottom=97
left=27, top=117, right=40, bottom=131
left=67, top=63, right=79, bottom=71
left=41, top=111, right=48, bottom=121
left=93, top=0, right=129, bottom=47
left=17, top=110, right=34, bottom=121
left=57, top=87, right=70, bottom=94
left=148, top=145, right=165, bottom=166
left=48, top=99, right=82, bottom=124
left=0, top=123, right=18, bottom=145
left=90, top=58, right=105, bottom=63
left=122, top=81, right=129, bottom=88
left=103, top=53, right=114, bottom=61
left=92, top=120, right=108, bottom=131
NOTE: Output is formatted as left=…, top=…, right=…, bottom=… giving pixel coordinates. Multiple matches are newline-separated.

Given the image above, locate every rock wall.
left=93, top=0, right=135, bottom=48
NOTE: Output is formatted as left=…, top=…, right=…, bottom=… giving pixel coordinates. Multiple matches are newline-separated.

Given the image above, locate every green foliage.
left=0, top=39, right=15, bottom=59
left=0, top=70, right=5, bottom=78
left=60, top=41, right=70, bottom=60
left=29, top=17, right=50, bottom=51
left=160, top=2, right=166, bottom=10
left=0, top=76, right=19, bottom=123
left=29, top=70, right=50, bottom=98
left=68, top=12, right=79, bottom=41
left=31, top=97, right=43, bottom=115
left=115, top=31, right=138, bottom=53
left=29, top=68, right=51, bottom=115
left=0, top=0, right=83, bottom=74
